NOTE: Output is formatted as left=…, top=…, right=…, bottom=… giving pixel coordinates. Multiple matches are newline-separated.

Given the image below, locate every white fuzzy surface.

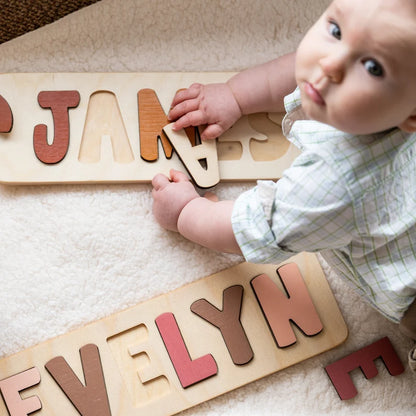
left=0, top=0, right=414, bottom=414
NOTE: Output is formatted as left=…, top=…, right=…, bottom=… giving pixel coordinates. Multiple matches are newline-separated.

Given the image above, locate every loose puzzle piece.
left=325, top=337, right=405, bottom=400
left=163, top=123, right=219, bottom=188
left=0, top=253, right=347, bottom=416
left=0, top=73, right=301, bottom=184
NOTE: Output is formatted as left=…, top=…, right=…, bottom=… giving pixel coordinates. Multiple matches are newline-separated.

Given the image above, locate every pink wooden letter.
left=0, top=367, right=42, bottom=416
left=325, top=337, right=405, bottom=400
left=251, top=263, right=323, bottom=347
left=155, top=312, right=218, bottom=388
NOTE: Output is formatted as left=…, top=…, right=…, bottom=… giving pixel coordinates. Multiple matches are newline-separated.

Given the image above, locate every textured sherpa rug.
left=0, top=0, right=101, bottom=44
left=0, top=0, right=414, bottom=415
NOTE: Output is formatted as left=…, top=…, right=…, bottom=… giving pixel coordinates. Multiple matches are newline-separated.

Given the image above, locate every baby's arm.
left=152, top=170, right=241, bottom=254
left=169, top=52, right=297, bottom=140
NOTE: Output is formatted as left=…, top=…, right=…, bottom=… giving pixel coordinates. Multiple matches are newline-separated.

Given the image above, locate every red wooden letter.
left=325, top=337, right=405, bottom=400
left=0, top=94, right=13, bottom=133
left=33, top=90, right=80, bottom=164
left=191, top=285, right=253, bottom=365
left=0, top=367, right=42, bottom=416
left=155, top=312, right=218, bottom=388
left=45, top=344, right=111, bottom=415
left=251, top=263, right=323, bottom=347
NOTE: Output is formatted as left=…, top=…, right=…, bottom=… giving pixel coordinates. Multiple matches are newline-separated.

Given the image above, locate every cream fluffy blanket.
left=0, top=0, right=414, bottom=414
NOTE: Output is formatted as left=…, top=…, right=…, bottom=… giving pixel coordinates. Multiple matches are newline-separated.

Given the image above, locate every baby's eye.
left=328, top=21, right=341, bottom=40
left=363, top=59, right=384, bottom=77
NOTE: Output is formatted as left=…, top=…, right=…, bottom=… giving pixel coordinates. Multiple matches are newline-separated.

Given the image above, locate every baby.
left=152, top=0, right=416, bottom=365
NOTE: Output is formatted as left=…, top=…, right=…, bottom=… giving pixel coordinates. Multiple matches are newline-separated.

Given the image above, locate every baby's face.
left=295, top=0, right=416, bottom=134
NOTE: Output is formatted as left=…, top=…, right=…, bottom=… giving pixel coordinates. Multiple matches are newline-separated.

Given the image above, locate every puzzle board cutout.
left=0, top=253, right=348, bottom=416
left=0, top=72, right=300, bottom=185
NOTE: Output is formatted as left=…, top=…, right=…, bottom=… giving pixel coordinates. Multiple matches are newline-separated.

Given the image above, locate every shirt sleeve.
left=231, top=150, right=356, bottom=264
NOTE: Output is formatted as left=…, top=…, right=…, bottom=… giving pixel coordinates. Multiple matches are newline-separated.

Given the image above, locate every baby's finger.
left=168, top=97, right=201, bottom=122
left=170, top=83, right=202, bottom=108
left=172, top=110, right=207, bottom=131
left=200, top=123, right=224, bottom=140
left=169, top=169, right=189, bottom=183
left=151, top=173, right=171, bottom=190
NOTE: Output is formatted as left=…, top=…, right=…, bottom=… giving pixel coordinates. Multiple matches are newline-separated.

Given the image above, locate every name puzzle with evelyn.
left=0, top=254, right=348, bottom=416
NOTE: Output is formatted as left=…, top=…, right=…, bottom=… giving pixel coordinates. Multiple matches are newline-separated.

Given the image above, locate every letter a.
left=78, top=91, right=134, bottom=163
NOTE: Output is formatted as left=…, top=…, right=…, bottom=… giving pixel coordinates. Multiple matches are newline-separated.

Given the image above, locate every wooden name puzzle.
left=0, top=73, right=301, bottom=186
left=0, top=253, right=348, bottom=415
left=325, top=337, right=405, bottom=400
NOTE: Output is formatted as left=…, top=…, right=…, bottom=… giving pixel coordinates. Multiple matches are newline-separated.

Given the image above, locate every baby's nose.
left=319, top=52, right=347, bottom=83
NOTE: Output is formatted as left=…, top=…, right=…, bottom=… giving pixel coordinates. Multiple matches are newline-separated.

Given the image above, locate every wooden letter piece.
left=0, top=367, right=42, bottom=416
left=33, top=90, right=80, bottom=164
left=163, top=123, right=219, bottom=189
left=0, top=254, right=348, bottom=416
left=155, top=312, right=218, bottom=388
left=138, top=89, right=174, bottom=162
left=190, top=285, right=254, bottom=365
left=45, top=344, right=111, bottom=416
left=251, top=263, right=323, bottom=348
left=325, top=337, right=405, bottom=400
left=0, top=94, right=13, bottom=133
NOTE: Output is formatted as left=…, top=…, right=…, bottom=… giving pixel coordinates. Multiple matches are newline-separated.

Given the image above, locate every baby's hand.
left=151, top=169, right=199, bottom=232
left=168, top=83, right=242, bottom=140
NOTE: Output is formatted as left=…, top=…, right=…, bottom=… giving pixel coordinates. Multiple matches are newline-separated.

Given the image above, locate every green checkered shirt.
left=232, top=87, right=416, bottom=322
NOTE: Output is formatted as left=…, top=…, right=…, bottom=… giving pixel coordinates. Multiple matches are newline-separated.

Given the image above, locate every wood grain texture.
left=0, top=73, right=300, bottom=184
left=0, top=253, right=348, bottom=415
left=0, top=94, right=13, bottom=133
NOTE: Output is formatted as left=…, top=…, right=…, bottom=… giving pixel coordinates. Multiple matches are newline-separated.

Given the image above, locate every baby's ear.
left=398, top=113, right=416, bottom=132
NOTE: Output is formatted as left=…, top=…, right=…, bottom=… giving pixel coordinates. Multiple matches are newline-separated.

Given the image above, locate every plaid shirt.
left=232, top=87, right=416, bottom=322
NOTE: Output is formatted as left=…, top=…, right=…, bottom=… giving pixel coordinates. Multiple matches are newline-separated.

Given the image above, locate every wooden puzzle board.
left=0, top=253, right=347, bottom=416
left=0, top=72, right=300, bottom=185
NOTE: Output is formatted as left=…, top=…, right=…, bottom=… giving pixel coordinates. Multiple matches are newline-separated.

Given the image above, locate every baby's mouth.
left=304, top=82, right=326, bottom=106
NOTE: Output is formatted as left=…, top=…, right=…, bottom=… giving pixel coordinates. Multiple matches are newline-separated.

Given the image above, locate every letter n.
left=251, top=263, right=323, bottom=347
